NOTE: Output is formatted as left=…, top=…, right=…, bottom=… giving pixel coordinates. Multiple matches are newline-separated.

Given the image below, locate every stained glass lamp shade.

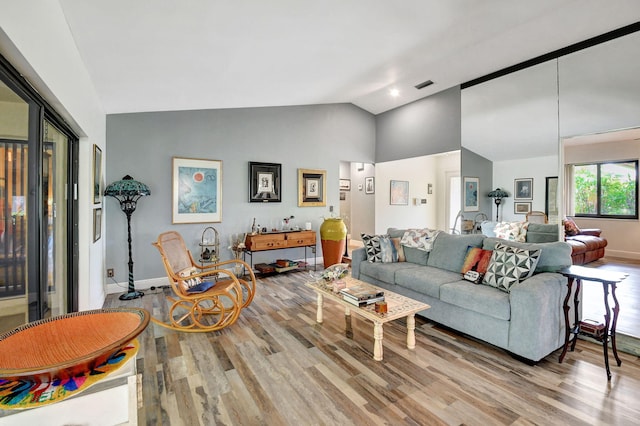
left=104, top=175, right=151, bottom=300
left=487, top=188, right=509, bottom=221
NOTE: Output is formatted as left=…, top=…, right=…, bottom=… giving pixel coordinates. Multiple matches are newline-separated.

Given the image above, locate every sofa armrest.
left=578, top=228, right=602, bottom=237
left=351, top=247, right=367, bottom=279
left=507, top=272, right=568, bottom=361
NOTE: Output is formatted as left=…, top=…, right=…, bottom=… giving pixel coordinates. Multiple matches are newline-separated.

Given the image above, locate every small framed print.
left=298, top=168, right=326, bottom=207
left=514, top=201, right=532, bottom=215
left=365, top=177, right=375, bottom=194
left=390, top=180, right=409, bottom=205
left=514, top=178, right=533, bottom=200
left=463, top=177, right=479, bottom=212
left=173, top=157, right=222, bottom=223
left=339, top=179, right=351, bottom=191
left=93, top=208, right=102, bottom=242
left=249, top=162, right=281, bottom=203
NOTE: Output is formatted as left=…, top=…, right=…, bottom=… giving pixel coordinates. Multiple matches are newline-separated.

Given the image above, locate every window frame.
left=572, top=159, right=639, bottom=219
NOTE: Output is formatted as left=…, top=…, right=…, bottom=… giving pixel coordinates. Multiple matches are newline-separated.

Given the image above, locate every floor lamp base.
left=119, top=291, right=144, bottom=301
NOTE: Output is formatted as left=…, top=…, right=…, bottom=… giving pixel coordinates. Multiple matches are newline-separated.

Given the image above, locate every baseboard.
left=106, top=277, right=168, bottom=295
left=605, top=250, right=640, bottom=260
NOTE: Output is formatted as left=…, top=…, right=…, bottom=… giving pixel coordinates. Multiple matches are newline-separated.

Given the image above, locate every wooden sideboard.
left=244, top=230, right=317, bottom=272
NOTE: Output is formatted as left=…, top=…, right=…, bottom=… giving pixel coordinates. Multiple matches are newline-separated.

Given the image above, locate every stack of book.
left=340, top=284, right=384, bottom=307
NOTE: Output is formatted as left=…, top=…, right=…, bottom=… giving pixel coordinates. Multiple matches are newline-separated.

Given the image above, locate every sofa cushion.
left=525, top=223, right=560, bottom=243
left=387, top=228, right=428, bottom=265
left=483, top=243, right=541, bottom=292
left=361, top=233, right=384, bottom=262
left=482, top=237, right=572, bottom=273
left=461, top=247, right=493, bottom=283
left=395, top=266, right=462, bottom=299
left=426, top=233, right=485, bottom=273
left=440, top=280, right=511, bottom=321
left=359, top=261, right=420, bottom=284
left=563, top=217, right=581, bottom=236
left=494, top=221, right=528, bottom=242
left=390, top=237, right=405, bottom=262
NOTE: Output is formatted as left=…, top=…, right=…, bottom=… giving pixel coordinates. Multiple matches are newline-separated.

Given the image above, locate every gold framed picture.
left=298, top=168, right=326, bottom=207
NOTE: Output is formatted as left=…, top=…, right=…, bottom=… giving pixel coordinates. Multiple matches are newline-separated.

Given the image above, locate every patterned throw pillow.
left=494, top=221, right=528, bottom=242
left=460, top=246, right=493, bottom=283
left=391, top=237, right=406, bottom=262
left=563, top=217, right=581, bottom=236
left=483, top=242, right=541, bottom=292
left=178, top=266, right=202, bottom=289
left=378, top=236, right=398, bottom=263
left=361, top=233, right=383, bottom=262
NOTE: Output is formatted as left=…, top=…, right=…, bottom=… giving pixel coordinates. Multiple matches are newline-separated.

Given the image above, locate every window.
left=571, top=160, right=638, bottom=219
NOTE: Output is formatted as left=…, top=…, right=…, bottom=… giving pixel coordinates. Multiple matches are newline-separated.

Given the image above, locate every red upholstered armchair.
left=563, top=218, right=607, bottom=265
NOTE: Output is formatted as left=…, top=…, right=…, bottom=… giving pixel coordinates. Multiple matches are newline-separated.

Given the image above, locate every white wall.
left=0, top=2, right=107, bottom=309
left=375, top=152, right=460, bottom=233
left=564, top=139, right=640, bottom=260
left=492, top=155, right=558, bottom=222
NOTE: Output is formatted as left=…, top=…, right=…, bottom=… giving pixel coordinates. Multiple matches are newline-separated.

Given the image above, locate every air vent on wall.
left=414, top=80, right=434, bottom=90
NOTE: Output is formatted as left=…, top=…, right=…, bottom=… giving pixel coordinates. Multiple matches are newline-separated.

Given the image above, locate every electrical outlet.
left=107, top=268, right=114, bottom=278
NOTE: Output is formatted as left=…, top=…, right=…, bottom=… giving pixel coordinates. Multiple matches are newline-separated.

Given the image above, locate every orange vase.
left=320, top=218, right=347, bottom=267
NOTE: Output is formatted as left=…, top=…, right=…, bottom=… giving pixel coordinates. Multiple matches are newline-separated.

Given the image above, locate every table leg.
left=559, top=276, right=575, bottom=363
left=406, top=314, right=416, bottom=350
left=570, top=278, right=582, bottom=352
left=373, top=321, right=383, bottom=361
left=602, top=282, right=612, bottom=380
left=610, top=282, right=622, bottom=367
left=316, top=293, right=323, bottom=323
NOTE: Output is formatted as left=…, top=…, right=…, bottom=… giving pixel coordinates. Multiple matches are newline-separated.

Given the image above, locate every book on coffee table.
left=343, top=294, right=385, bottom=307
left=340, top=283, right=384, bottom=301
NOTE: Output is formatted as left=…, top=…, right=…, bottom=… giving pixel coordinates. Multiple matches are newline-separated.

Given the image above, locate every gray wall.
left=105, top=104, right=375, bottom=282
left=461, top=147, right=493, bottom=222
left=375, top=86, right=461, bottom=162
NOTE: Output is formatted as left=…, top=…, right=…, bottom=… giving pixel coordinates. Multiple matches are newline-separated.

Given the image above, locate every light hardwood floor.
left=105, top=272, right=640, bottom=426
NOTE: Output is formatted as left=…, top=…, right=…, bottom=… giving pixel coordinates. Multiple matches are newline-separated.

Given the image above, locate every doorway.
left=0, top=58, right=78, bottom=332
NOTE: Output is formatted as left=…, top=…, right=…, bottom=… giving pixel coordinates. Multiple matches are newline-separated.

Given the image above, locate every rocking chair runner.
left=152, top=231, right=256, bottom=332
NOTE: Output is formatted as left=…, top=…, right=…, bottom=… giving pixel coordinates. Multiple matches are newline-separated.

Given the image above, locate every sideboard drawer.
left=286, top=231, right=316, bottom=247
left=245, top=234, right=286, bottom=251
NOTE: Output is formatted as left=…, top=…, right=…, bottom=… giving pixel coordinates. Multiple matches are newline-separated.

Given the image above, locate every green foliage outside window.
left=573, top=161, right=638, bottom=217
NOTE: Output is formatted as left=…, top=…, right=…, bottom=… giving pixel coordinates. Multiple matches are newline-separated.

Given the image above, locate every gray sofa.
left=351, top=229, right=573, bottom=362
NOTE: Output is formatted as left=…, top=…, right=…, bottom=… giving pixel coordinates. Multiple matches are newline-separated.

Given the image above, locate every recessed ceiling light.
left=389, top=88, right=400, bottom=97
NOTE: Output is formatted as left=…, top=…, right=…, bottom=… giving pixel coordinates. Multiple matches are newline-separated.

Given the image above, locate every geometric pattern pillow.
left=482, top=242, right=541, bottom=292
left=494, top=221, right=528, bottom=242
left=361, top=233, right=384, bottom=263
left=378, top=236, right=398, bottom=263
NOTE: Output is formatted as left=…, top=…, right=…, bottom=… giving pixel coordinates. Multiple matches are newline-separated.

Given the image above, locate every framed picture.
left=463, top=177, right=479, bottom=212
left=514, top=178, right=533, bottom=200
left=93, top=145, right=102, bottom=204
left=298, top=168, right=326, bottom=207
left=173, top=157, right=222, bottom=223
left=514, top=201, right=532, bottom=215
left=390, top=180, right=409, bottom=205
left=249, top=162, right=281, bottom=203
left=339, top=179, right=351, bottom=191
left=93, top=208, right=102, bottom=242
left=365, top=176, right=375, bottom=194
left=545, top=176, right=559, bottom=219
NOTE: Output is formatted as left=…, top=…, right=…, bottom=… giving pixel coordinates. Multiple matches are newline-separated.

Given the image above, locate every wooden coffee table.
left=305, top=276, right=430, bottom=361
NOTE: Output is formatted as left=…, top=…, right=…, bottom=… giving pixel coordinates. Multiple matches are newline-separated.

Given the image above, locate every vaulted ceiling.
left=58, top=0, right=640, bottom=115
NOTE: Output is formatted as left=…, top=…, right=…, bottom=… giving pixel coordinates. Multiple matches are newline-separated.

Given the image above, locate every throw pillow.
left=391, top=237, right=406, bottom=262
left=361, top=233, right=383, bottom=262
left=483, top=242, right=541, bottom=292
left=494, top=221, right=528, bottom=242
left=178, top=266, right=202, bottom=290
left=460, top=246, right=493, bottom=283
left=378, top=236, right=398, bottom=263
left=563, top=217, right=581, bottom=236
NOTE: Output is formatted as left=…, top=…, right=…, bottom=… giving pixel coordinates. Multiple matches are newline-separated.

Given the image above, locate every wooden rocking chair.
left=151, top=231, right=256, bottom=332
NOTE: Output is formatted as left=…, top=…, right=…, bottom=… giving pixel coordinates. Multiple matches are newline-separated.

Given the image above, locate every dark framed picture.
left=514, top=201, right=532, bottom=215
left=365, top=176, right=375, bottom=194
left=249, top=162, right=281, bottom=203
left=93, top=208, right=102, bottom=242
left=390, top=180, right=409, bottom=205
left=172, top=157, right=222, bottom=223
left=463, top=177, right=479, bottom=212
left=298, top=168, right=326, bottom=207
left=545, top=176, right=558, bottom=219
left=514, top=178, right=533, bottom=200
left=339, top=179, right=351, bottom=191
left=93, top=144, right=102, bottom=204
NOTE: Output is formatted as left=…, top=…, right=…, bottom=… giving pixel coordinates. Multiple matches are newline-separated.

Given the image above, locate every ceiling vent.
left=414, top=80, right=434, bottom=90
